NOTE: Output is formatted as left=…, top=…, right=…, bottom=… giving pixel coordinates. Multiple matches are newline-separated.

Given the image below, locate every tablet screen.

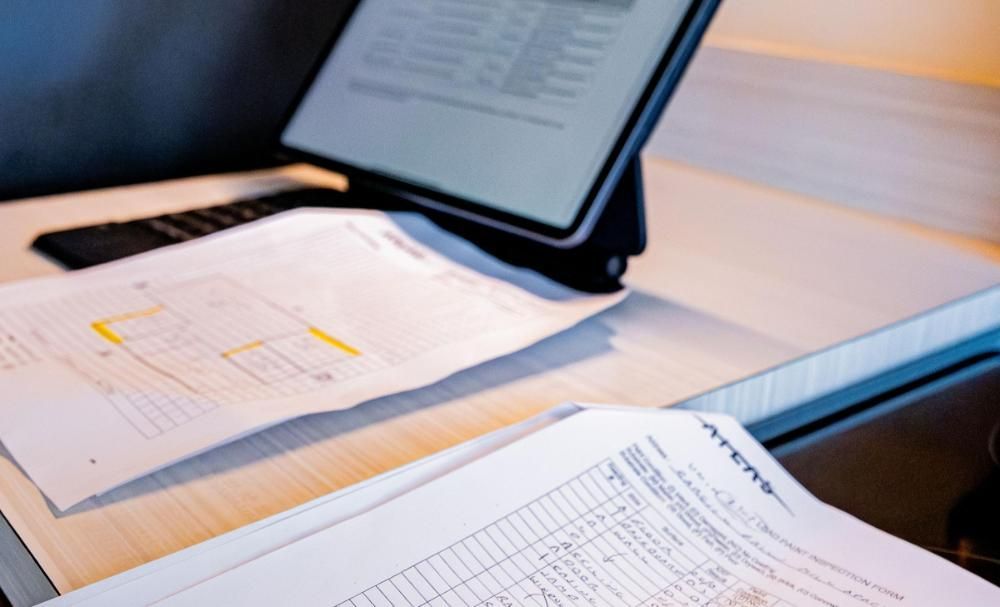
left=282, top=0, right=693, bottom=232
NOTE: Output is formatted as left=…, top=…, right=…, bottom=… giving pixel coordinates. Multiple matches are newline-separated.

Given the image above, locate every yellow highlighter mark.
left=309, top=327, right=360, bottom=356
left=221, top=340, right=264, bottom=359
left=97, top=305, right=164, bottom=325
left=91, top=322, right=123, bottom=344
left=90, top=305, right=163, bottom=344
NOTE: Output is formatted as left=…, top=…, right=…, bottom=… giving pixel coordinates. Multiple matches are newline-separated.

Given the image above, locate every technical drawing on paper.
left=0, top=276, right=370, bottom=438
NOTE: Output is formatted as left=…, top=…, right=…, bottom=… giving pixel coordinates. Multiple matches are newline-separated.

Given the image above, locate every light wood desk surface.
left=0, top=156, right=998, bottom=598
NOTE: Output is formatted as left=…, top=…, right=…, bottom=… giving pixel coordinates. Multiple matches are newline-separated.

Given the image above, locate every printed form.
left=157, top=408, right=1000, bottom=607
left=0, top=210, right=623, bottom=510
left=44, top=406, right=580, bottom=607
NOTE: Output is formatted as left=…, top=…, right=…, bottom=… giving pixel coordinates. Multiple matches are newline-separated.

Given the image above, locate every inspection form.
left=157, top=408, right=1000, bottom=606
left=0, top=210, right=623, bottom=510
left=43, top=406, right=580, bottom=607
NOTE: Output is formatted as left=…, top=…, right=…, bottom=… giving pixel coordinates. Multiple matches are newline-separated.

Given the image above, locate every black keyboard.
left=32, top=187, right=347, bottom=269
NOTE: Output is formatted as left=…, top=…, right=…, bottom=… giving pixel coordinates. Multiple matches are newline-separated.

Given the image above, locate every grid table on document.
left=338, top=459, right=795, bottom=607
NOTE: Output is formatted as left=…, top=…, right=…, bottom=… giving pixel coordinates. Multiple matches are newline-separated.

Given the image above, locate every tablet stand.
left=403, top=156, right=647, bottom=294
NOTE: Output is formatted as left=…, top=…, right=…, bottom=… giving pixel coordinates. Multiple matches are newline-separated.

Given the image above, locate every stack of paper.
left=41, top=406, right=581, bottom=607
left=42, top=405, right=999, bottom=606
left=0, top=210, right=623, bottom=509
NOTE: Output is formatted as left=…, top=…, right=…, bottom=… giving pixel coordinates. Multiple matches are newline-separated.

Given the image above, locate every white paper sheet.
left=43, top=405, right=581, bottom=607
left=0, top=210, right=623, bottom=509
left=158, top=407, right=1000, bottom=606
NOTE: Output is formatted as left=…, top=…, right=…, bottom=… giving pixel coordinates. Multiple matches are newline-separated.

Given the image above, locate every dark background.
left=0, top=1, right=351, bottom=201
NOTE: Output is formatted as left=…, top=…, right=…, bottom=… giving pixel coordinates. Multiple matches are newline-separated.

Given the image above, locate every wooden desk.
left=0, top=154, right=997, bottom=604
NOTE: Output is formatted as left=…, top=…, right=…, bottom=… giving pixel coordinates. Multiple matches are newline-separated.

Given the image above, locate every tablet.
left=278, top=0, right=719, bottom=247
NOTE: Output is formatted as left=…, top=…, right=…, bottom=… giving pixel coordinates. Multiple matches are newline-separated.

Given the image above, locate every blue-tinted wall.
left=0, top=1, right=350, bottom=200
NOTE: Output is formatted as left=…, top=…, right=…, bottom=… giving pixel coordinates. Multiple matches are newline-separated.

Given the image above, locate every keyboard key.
left=139, top=218, right=196, bottom=242
left=192, top=207, right=241, bottom=228
left=164, top=213, right=219, bottom=236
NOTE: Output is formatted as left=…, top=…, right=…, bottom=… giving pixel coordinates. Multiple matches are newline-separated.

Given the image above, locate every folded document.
left=0, top=210, right=623, bottom=510
left=45, top=405, right=1000, bottom=606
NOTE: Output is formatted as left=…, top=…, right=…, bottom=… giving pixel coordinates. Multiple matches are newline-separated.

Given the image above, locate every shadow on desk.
left=3, top=289, right=799, bottom=519
left=21, top=303, right=618, bottom=517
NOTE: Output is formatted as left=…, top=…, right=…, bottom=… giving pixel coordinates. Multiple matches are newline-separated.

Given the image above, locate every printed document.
left=44, top=405, right=580, bottom=607
left=0, top=210, right=623, bottom=510
left=158, top=407, right=1000, bottom=606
